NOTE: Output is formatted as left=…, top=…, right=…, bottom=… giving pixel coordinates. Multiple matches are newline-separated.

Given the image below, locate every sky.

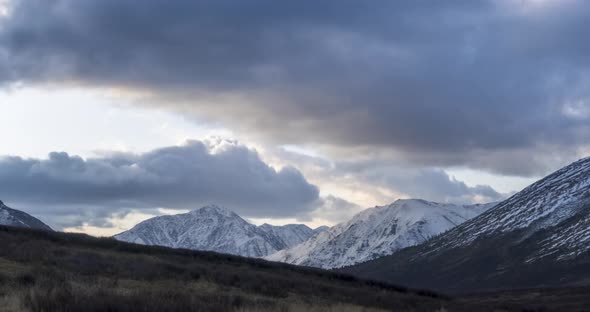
left=0, top=0, right=589, bottom=236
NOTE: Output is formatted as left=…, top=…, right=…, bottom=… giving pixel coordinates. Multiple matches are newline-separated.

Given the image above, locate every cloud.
left=271, top=147, right=505, bottom=207
left=368, top=168, right=504, bottom=205
left=305, top=195, right=362, bottom=224
left=1, top=0, right=589, bottom=176
left=0, top=140, right=320, bottom=229
left=328, top=164, right=505, bottom=205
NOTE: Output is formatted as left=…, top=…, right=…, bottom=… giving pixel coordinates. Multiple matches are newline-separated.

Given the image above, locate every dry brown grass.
left=0, top=225, right=453, bottom=312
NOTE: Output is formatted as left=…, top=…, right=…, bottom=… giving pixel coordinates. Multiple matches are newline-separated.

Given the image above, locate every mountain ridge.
left=342, top=156, right=590, bottom=292
left=266, top=199, right=495, bottom=269
left=0, top=200, right=52, bottom=231
left=114, top=205, right=322, bottom=258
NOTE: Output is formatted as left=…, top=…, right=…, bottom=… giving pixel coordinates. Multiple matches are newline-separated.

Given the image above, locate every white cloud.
left=0, top=86, right=232, bottom=158
left=0, top=0, right=10, bottom=17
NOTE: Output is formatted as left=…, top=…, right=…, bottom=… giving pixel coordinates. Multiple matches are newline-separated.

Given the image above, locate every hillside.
left=3, top=225, right=590, bottom=311
left=0, top=201, right=52, bottom=231
left=342, top=157, right=590, bottom=293
left=0, top=225, right=459, bottom=312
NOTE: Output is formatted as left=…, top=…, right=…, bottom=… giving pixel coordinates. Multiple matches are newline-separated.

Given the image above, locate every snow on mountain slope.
left=114, top=205, right=319, bottom=258
left=342, top=157, right=590, bottom=292
left=0, top=200, right=52, bottom=231
left=258, top=223, right=315, bottom=249
left=422, top=156, right=590, bottom=255
left=532, top=209, right=590, bottom=261
left=266, top=199, right=494, bottom=269
left=312, top=225, right=330, bottom=235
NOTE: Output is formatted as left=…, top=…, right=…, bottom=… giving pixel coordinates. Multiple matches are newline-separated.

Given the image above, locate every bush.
left=16, top=273, right=36, bottom=286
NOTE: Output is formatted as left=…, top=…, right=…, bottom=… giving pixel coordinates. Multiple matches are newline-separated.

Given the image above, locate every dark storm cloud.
left=1, top=0, right=589, bottom=176
left=0, top=140, right=320, bottom=228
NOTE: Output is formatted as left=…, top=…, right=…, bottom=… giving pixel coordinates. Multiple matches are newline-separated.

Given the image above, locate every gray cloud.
left=273, top=147, right=505, bottom=206
left=365, top=167, right=504, bottom=205
left=329, top=164, right=505, bottom=205
left=306, top=195, right=362, bottom=224
left=1, top=0, right=589, bottom=176
left=0, top=140, right=320, bottom=228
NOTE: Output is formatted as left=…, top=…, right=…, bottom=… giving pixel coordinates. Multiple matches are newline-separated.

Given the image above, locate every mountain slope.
left=313, top=225, right=330, bottom=235
left=114, top=205, right=318, bottom=257
left=258, top=223, right=317, bottom=249
left=343, top=157, right=590, bottom=292
left=0, top=200, right=52, bottom=231
left=266, top=199, right=495, bottom=269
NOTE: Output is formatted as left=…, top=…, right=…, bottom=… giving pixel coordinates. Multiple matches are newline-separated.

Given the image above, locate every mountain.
left=266, top=199, right=495, bottom=269
left=312, top=225, right=330, bottom=235
left=343, top=156, right=590, bottom=292
left=0, top=200, right=52, bottom=231
left=258, top=223, right=322, bottom=248
left=114, top=205, right=319, bottom=258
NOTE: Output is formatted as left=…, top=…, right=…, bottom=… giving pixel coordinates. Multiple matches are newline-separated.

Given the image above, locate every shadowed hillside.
left=342, top=158, right=590, bottom=294
left=2, top=224, right=589, bottom=311
left=0, top=225, right=454, bottom=312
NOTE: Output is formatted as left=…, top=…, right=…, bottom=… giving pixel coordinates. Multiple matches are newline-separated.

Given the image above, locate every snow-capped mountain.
left=258, top=223, right=325, bottom=249
left=114, top=205, right=320, bottom=258
left=0, top=200, right=52, bottom=231
left=312, top=225, right=330, bottom=235
left=266, top=199, right=495, bottom=269
left=428, top=156, right=590, bottom=254
left=344, top=156, right=590, bottom=292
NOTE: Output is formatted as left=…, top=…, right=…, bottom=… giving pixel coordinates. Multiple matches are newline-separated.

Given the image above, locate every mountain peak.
left=191, top=205, right=236, bottom=217
left=390, top=198, right=439, bottom=207
left=394, top=198, right=427, bottom=203
left=266, top=199, right=495, bottom=269
left=115, top=208, right=318, bottom=258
